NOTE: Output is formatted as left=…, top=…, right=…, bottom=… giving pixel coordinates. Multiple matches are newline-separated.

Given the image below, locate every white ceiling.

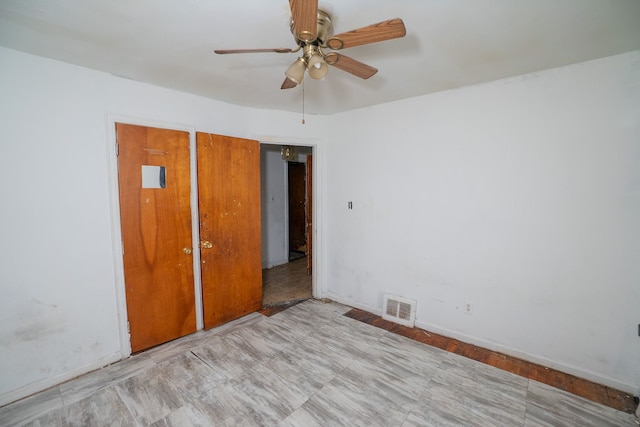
left=1, top=1, right=639, bottom=115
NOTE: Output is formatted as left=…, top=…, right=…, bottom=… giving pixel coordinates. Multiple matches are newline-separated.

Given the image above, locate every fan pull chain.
left=301, top=79, right=305, bottom=124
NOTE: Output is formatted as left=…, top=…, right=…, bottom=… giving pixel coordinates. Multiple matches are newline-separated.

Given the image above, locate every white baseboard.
left=0, top=352, right=122, bottom=407
left=412, top=319, right=638, bottom=395
left=323, top=293, right=639, bottom=396
left=323, top=292, right=382, bottom=317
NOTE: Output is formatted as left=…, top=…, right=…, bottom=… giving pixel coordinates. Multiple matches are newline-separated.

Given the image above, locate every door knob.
left=183, top=247, right=192, bottom=255
left=200, top=240, right=213, bottom=249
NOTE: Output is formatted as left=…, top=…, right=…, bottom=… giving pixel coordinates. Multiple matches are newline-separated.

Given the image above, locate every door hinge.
left=115, top=143, right=119, bottom=156
left=127, top=321, right=130, bottom=334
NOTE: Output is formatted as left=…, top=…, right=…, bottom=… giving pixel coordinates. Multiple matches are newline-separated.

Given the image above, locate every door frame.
left=106, top=117, right=323, bottom=358
left=256, top=136, right=322, bottom=303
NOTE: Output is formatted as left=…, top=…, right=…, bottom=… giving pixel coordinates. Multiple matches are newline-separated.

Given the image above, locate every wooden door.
left=305, top=154, right=313, bottom=275
left=196, top=133, right=262, bottom=329
left=288, top=162, right=307, bottom=256
left=116, top=123, right=196, bottom=352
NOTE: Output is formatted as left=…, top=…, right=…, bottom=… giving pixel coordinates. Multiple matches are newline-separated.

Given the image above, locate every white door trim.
left=255, top=135, right=323, bottom=300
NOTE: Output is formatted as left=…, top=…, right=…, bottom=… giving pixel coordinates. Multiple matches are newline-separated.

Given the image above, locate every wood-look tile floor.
left=1, top=300, right=638, bottom=426
left=344, top=308, right=639, bottom=415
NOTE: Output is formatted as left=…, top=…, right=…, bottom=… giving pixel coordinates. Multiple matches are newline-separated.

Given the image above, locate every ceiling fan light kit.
left=286, top=44, right=330, bottom=83
left=214, top=0, right=407, bottom=90
left=307, top=54, right=328, bottom=79
left=285, top=57, right=307, bottom=84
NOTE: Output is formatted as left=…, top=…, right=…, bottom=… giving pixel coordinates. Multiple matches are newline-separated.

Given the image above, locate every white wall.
left=324, top=51, right=640, bottom=394
left=261, top=145, right=288, bottom=268
left=1, top=43, right=638, bottom=405
left=0, top=46, right=325, bottom=405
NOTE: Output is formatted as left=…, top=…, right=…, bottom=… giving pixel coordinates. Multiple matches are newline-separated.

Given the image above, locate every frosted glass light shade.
left=285, top=57, right=306, bottom=84
left=307, top=54, right=328, bottom=79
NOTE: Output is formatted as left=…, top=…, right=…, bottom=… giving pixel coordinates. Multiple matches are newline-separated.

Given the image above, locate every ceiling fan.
left=214, top=0, right=406, bottom=89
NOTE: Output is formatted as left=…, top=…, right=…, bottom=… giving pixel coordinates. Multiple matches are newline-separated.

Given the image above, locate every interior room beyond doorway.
left=260, top=144, right=313, bottom=307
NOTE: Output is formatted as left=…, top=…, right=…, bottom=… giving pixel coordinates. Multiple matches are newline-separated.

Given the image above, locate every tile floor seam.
left=111, top=383, right=142, bottom=427
left=189, top=349, right=213, bottom=371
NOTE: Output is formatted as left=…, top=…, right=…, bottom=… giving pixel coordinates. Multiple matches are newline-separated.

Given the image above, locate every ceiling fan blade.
left=281, top=77, right=298, bottom=89
left=214, top=48, right=294, bottom=54
left=328, top=54, right=378, bottom=79
left=290, top=0, right=318, bottom=43
left=326, top=18, right=406, bottom=50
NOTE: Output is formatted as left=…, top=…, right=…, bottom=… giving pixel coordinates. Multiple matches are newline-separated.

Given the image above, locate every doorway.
left=260, top=144, right=312, bottom=306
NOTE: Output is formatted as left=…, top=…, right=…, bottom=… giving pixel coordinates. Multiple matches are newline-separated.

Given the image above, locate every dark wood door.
left=196, top=132, right=262, bottom=329
left=288, top=162, right=307, bottom=256
left=305, top=154, right=313, bottom=275
left=116, top=123, right=196, bottom=352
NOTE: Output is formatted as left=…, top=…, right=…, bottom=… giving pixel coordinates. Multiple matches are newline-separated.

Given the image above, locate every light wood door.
left=196, top=133, right=262, bottom=329
left=116, top=123, right=196, bottom=352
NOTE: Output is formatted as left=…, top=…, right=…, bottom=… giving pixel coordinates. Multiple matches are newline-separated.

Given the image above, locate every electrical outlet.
left=464, top=301, right=472, bottom=315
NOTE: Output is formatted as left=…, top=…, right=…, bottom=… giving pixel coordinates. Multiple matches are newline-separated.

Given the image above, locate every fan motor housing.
left=291, top=9, right=333, bottom=45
